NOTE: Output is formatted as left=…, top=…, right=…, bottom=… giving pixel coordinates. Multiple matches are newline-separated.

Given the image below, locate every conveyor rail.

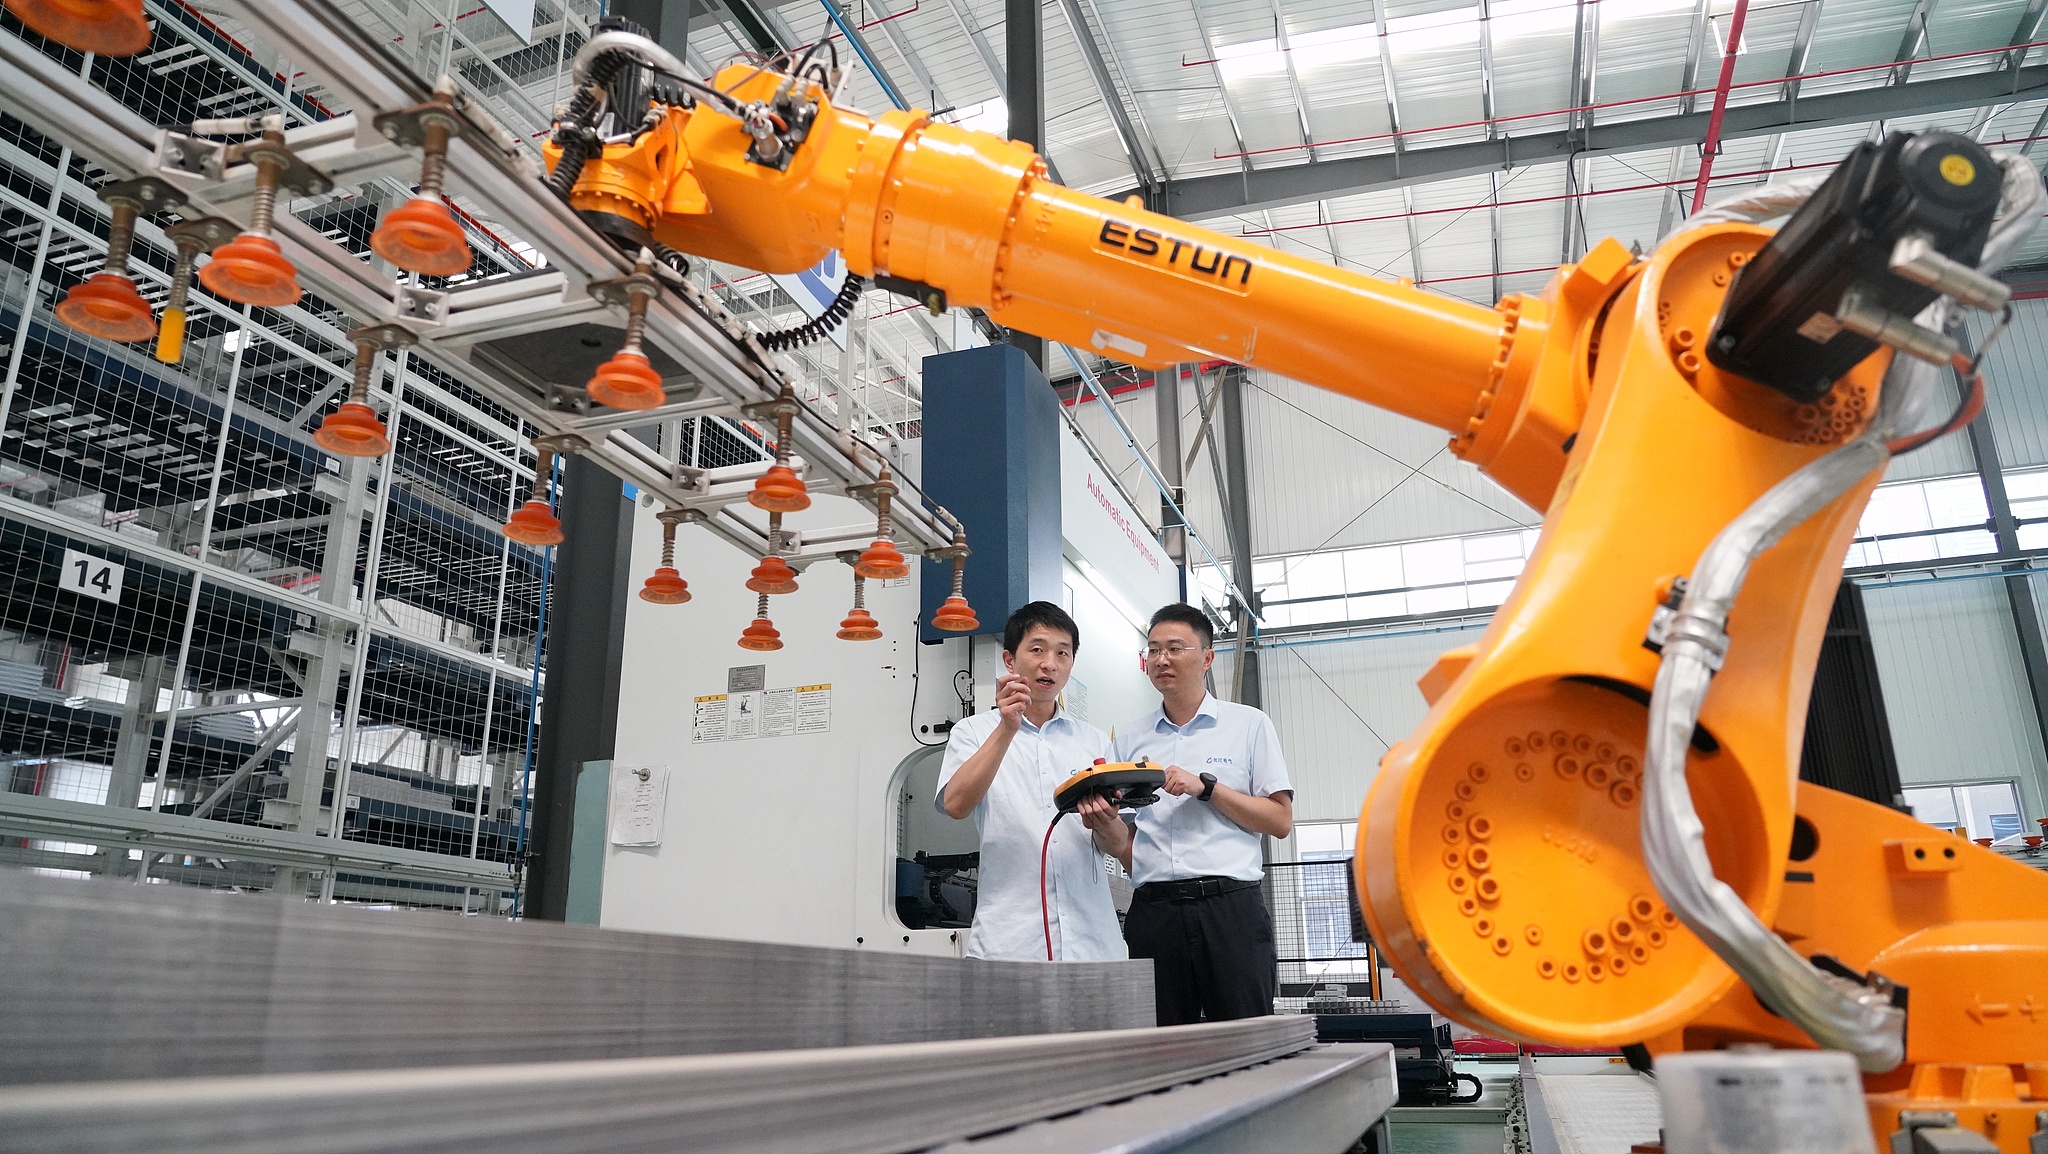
left=0, top=1020, right=1394, bottom=1154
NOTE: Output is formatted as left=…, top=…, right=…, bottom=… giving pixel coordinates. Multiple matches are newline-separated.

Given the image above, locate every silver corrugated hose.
left=1640, top=152, right=2043, bottom=1073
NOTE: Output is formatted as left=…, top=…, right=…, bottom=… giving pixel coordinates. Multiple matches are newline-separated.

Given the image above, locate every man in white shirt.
left=935, top=601, right=1127, bottom=961
left=1104, top=603, right=1294, bottom=1024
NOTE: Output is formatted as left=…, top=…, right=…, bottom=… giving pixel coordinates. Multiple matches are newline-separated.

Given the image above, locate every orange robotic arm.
left=547, top=49, right=2048, bottom=1138
left=551, top=66, right=1509, bottom=454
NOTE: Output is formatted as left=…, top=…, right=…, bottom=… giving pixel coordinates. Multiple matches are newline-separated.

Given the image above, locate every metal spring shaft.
left=349, top=340, right=376, bottom=405
left=418, top=119, right=452, bottom=199
left=165, top=243, right=199, bottom=310
left=103, top=204, right=138, bottom=277
left=248, top=157, right=284, bottom=237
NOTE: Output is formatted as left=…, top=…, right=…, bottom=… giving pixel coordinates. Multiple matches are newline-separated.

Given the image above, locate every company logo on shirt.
left=1205, top=756, right=1234, bottom=765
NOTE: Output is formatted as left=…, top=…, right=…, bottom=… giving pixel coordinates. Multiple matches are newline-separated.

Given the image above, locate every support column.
left=1154, top=366, right=1188, bottom=603
left=100, top=655, right=169, bottom=877
left=106, top=656, right=168, bottom=813
left=1219, top=365, right=1260, bottom=708
left=525, top=453, right=633, bottom=921
left=1965, top=412, right=2048, bottom=796
left=1006, top=0, right=1046, bottom=370
left=610, top=0, right=692, bottom=58
left=283, top=460, right=369, bottom=838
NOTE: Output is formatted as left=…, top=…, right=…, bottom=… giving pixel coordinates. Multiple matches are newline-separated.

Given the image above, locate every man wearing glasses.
left=935, top=601, right=1128, bottom=961
left=1099, top=602, right=1294, bottom=1024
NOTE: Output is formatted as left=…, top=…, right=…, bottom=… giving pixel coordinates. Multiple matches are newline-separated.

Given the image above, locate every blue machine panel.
left=919, top=344, right=1062, bottom=642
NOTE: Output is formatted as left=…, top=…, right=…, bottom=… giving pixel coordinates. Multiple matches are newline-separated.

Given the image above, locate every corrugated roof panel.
left=1917, top=0, right=2032, bottom=65
left=1800, top=0, right=1922, bottom=76
left=1094, top=0, right=1249, bottom=181
left=1593, top=0, right=1702, bottom=108
left=1487, top=0, right=1579, bottom=120
left=1384, top=7, right=1489, bottom=134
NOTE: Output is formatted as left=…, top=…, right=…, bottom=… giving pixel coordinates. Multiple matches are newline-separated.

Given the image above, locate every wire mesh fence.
left=1265, top=859, right=1401, bottom=1015
left=0, top=10, right=549, bottom=911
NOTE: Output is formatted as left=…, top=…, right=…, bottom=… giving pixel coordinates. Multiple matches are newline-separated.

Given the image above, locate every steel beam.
left=1154, top=367, right=1186, bottom=568
left=1124, top=63, right=2048, bottom=219
left=1055, top=0, right=1158, bottom=195
left=1008, top=0, right=1046, bottom=368
left=1219, top=366, right=1260, bottom=707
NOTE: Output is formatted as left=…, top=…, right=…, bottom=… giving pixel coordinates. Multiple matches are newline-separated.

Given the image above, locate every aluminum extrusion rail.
left=0, top=1018, right=1330, bottom=1154
left=936, top=1042, right=1398, bottom=1153
left=0, top=18, right=954, bottom=566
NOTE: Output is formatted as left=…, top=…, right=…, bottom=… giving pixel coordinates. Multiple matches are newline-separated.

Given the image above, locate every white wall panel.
left=1863, top=576, right=2048, bottom=821
left=1239, top=372, right=1537, bottom=557
left=1240, top=623, right=1486, bottom=823
left=1971, top=300, right=2048, bottom=469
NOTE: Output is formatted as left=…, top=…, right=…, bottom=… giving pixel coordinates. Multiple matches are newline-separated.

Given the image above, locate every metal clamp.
left=226, top=138, right=334, bottom=197
left=393, top=284, right=451, bottom=327
left=587, top=272, right=663, bottom=310
left=532, top=432, right=591, bottom=455
left=371, top=96, right=467, bottom=152
left=97, top=175, right=185, bottom=214
left=163, top=215, right=241, bottom=251
left=345, top=323, right=419, bottom=353
left=153, top=130, right=227, bottom=184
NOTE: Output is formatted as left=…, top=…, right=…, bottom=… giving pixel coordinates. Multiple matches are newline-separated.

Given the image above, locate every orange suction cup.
left=502, top=499, right=564, bottom=546
left=746, top=555, right=799, bottom=595
left=54, top=272, right=155, bottom=342
left=586, top=350, right=666, bottom=411
left=853, top=538, right=908, bottom=580
left=370, top=197, right=471, bottom=277
left=748, top=463, right=811, bottom=512
left=837, top=607, right=882, bottom=641
left=639, top=566, right=691, bottom=604
left=199, top=233, right=301, bottom=307
left=312, top=401, right=392, bottom=458
left=932, top=595, right=979, bottom=632
left=5, top=0, right=152, bottom=55
left=738, top=616, right=783, bottom=651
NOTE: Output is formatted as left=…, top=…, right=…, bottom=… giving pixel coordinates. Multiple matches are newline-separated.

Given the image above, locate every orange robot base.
left=1659, top=784, right=2048, bottom=1150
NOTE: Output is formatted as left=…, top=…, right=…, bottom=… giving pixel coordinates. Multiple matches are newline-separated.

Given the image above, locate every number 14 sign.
left=58, top=548, right=124, bottom=604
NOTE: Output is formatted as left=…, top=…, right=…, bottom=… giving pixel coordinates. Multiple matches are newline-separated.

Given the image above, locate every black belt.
left=1134, top=876, right=1261, bottom=903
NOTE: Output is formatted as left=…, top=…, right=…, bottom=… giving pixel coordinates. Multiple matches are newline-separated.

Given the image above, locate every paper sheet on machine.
left=609, top=764, right=668, bottom=846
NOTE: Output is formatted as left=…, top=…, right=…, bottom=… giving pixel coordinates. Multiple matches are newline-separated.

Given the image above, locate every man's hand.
left=1076, top=793, right=1119, bottom=831
left=995, top=672, right=1030, bottom=734
left=1077, top=792, right=1133, bottom=870
left=1159, top=765, right=1206, bottom=797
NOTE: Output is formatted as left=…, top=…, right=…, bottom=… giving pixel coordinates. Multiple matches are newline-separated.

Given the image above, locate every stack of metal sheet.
left=0, top=870, right=1151, bottom=1083
left=0, top=871, right=1400, bottom=1151
left=0, top=1017, right=1366, bottom=1154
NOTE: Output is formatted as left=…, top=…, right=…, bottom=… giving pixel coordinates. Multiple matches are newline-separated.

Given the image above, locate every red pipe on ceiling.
left=1690, top=0, right=1754, bottom=213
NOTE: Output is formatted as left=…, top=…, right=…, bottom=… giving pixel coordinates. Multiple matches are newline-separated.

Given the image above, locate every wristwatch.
left=1198, top=772, right=1218, bottom=802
